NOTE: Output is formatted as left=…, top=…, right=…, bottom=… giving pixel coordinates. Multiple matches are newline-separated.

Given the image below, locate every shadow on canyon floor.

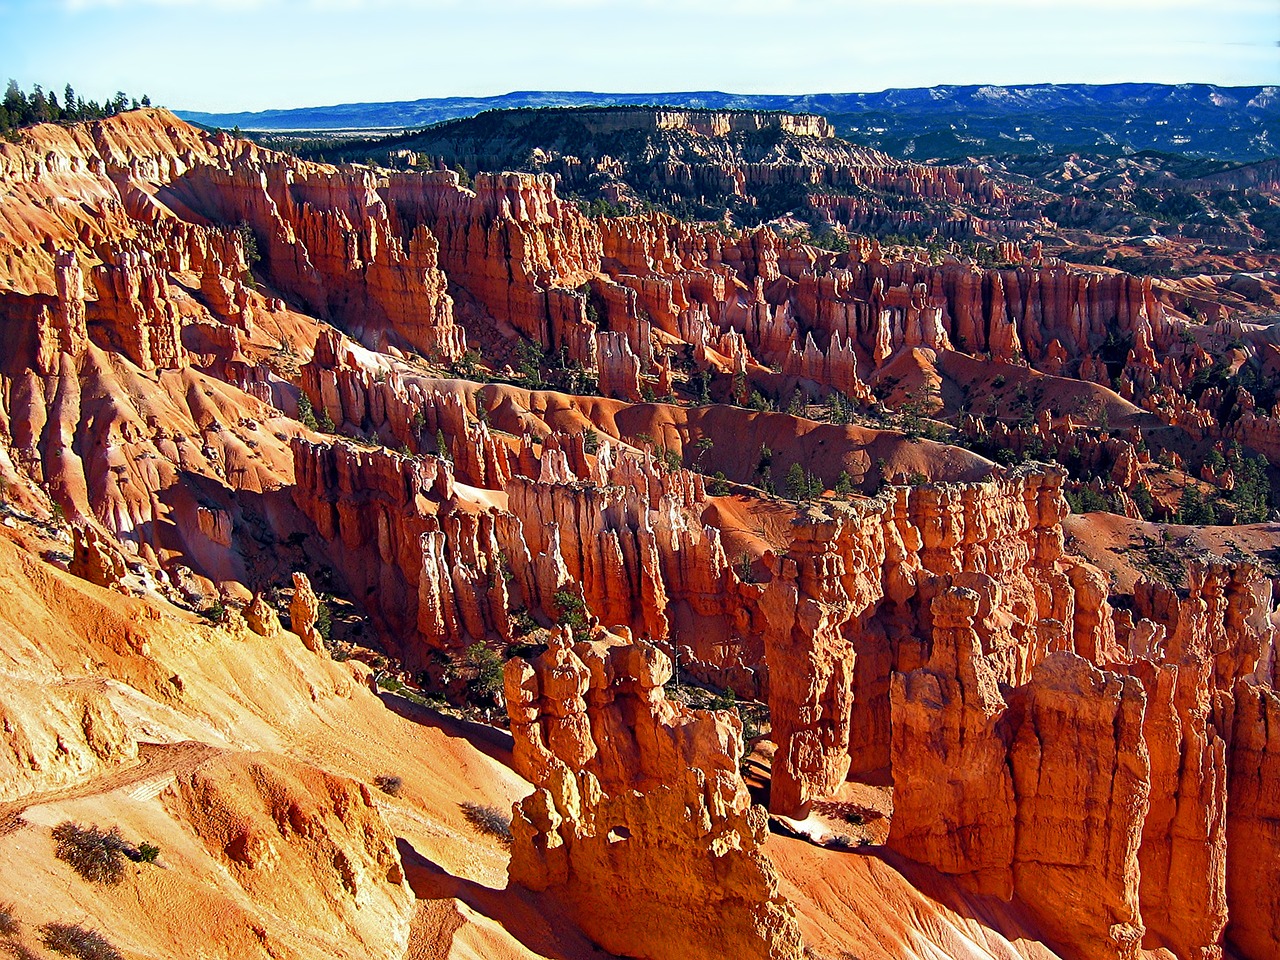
left=396, top=837, right=618, bottom=959
left=377, top=689, right=516, bottom=769
left=875, top=846, right=1065, bottom=955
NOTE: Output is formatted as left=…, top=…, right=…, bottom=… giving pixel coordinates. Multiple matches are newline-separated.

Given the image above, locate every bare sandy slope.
left=1064, top=512, right=1280, bottom=593
left=770, top=836, right=1065, bottom=960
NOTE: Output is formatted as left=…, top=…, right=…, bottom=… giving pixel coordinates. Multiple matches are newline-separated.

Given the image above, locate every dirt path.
left=0, top=740, right=222, bottom=832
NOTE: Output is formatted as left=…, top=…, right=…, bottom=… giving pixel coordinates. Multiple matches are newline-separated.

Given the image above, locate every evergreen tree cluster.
left=1, top=79, right=152, bottom=138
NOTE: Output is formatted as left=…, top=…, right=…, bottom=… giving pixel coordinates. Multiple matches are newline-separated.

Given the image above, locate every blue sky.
left=0, top=0, right=1276, bottom=113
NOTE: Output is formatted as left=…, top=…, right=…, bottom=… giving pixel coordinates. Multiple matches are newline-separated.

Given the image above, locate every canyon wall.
left=888, top=557, right=1277, bottom=960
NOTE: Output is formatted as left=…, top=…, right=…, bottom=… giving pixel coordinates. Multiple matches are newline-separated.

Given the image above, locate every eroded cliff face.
left=888, top=554, right=1277, bottom=960
left=284, top=333, right=1099, bottom=822
left=1224, top=679, right=1280, bottom=960
left=0, top=108, right=1235, bottom=563
left=504, top=630, right=802, bottom=960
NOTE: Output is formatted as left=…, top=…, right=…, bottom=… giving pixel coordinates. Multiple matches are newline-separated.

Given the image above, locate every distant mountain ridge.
left=177, top=83, right=1278, bottom=161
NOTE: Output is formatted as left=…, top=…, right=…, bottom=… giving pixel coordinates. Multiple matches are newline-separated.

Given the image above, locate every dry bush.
left=460, top=801, right=511, bottom=842
left=40, top=923, right=122, bottom=960
left=0, top=901, right=17, bottom=938
left=52, top=822, right=129, bottom=885
left=4, top=942, right=41, bottom=960
left=374, top=774, right=403, bottom=797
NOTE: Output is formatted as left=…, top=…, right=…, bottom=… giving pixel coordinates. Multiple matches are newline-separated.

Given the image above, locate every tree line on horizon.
left=1, top=80, right=152, bottom=139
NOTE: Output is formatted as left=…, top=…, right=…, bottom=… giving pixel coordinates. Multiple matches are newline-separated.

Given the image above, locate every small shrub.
left=552, top=589, right=587, bottom=631
left=297, top=392, right=319, bottom=430
left=132, top=842, right=160, bottom=865
left=314, top=599, right=332, bottom=641
left=1132, top=483, right=1154, bottom=520
left=464, top=644, right=505, bottom=703
left=375, top=774, right=403, bottom=797
left=235, top=220, right=260, bottom=268
left=510, top=607, right=538, bottom=637
left=460, top=801, right=512, bottom=842
left=40, top=923, right=122, bottom=960
left=52, top=822, right=128, bottom=885
left=506, top=639, right=547, bottom=661
left=199, top=599, right=228, bottom=625
left=0, top=901, right=18, bottom=937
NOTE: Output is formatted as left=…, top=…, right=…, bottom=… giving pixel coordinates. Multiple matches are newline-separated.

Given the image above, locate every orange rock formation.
left=0, top=108, right=1276, bottom=960
left=505, top=630, right=803, bottom=960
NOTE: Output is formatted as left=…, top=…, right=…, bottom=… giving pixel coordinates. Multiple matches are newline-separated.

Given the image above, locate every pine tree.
left=786, top=462, right=809, bottom=502
left=31, top=85, right=49, bottom=122
left=4, top=80, right=23, bottom=115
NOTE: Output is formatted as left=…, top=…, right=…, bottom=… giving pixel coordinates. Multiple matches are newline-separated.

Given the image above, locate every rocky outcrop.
left=781, top=330, right=873, bottom=402
left=289, top=436, right=514, bottom=653
left=888, top=587, right=1016, bottom=896
left=1133, top=659, right=1229, bottom=960
left=89, top=246, right=187, bottom=371
left=847, top=468, right=1086, bottom=782
left=35, top=250, right=89, bottom=375
left=1134, top=557, right=1273, bottom=686
left=889, top=551, right=1278, bottom=960
left=281, top=195, right=465, bottom=361
left=891, top=644, right=1150, bottom=960
left=1006, top=654, right=1150, bottom=960
left=759, top=507, right=877, bottom=817
left=244, top=591, right=281, bottom=637
left=382, top=170, right=600, bottom=346
left=505, top=629, right=803, bottom=960
left=70, top=523, right=131, bottom=590
left=595, top=330, right=644, bottom=401
left=1224, top=681, right=1280, bottom=960
left=289, top=572, right=325, bottom=653
left=169, top=753, right=412, bottom=960
left=554, top=108, right=835, bottom=139
left=503, top=445, right=726, bottom=645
